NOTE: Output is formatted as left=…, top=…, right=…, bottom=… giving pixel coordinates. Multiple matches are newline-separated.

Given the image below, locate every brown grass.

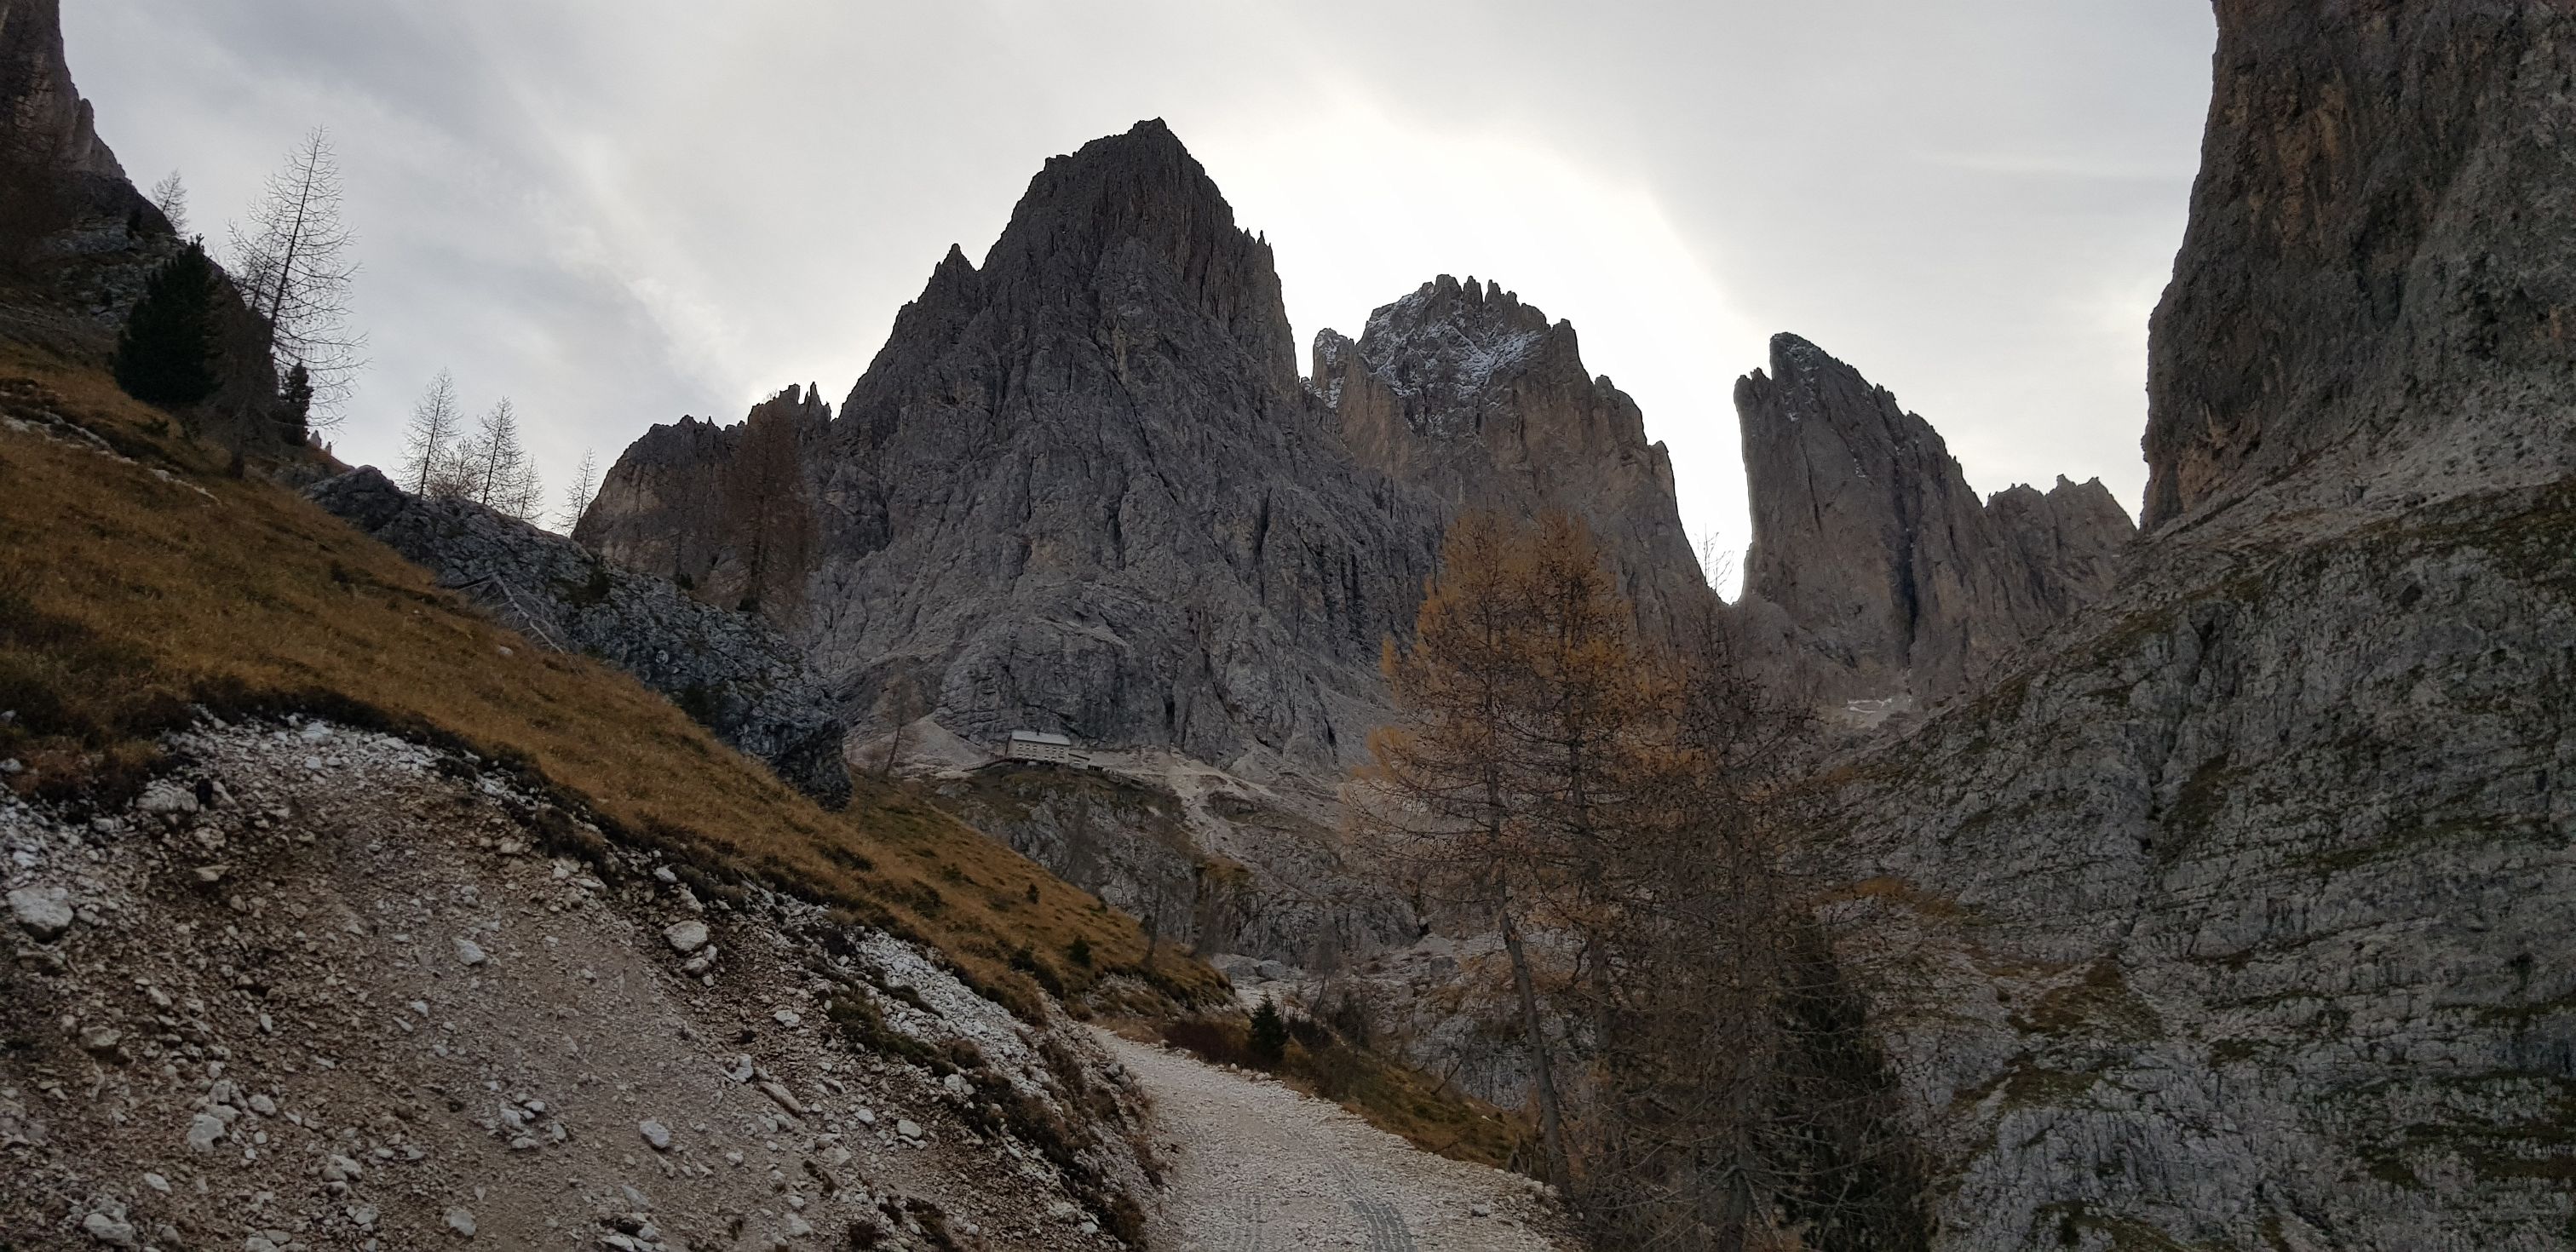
left=0, top=341, right=1228, bottom=1017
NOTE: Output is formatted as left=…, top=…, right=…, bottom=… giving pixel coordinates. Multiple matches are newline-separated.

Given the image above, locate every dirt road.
left=1100, top=1031, right=1575, bottom=1252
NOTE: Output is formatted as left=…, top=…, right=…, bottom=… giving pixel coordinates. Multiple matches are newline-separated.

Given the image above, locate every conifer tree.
left=556, top=449, right=600, bottom=534
left=230, top=129, right=363, bottom=422
left=276, top=362, right=313, bottom=445
left=112, top=239, right=224, bottom=406
left=454, top=398, right=543, bottom=522
left=400, top=370, right=463, bottom=496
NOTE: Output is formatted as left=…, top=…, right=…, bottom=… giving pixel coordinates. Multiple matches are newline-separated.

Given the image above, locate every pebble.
left=445, top=1206, right=477, bottom=1238
left=895, top=1118, right=923, bottom=1140
left=7, top=885, right=74, bottom=941
left=852, top=1107, right=875, bottom=1126
left=454, top=938, right=487, bottom=967
left=725, top=1054, right=754, bottom=1083
left=663, top=920, right=709, bottom=954
left=141, top=1173, right=169, bottom=1192
left=639, top=1118, right=673, bottom=1151
left=653, top=866, right=678, bottom=884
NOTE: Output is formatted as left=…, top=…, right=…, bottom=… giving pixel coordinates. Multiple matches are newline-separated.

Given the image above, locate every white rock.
left=444, top=1206, right=476, bottom=1238
left=1078, top=1220, right=1099, bottom=1237
left=853, top=1107, right=876, bottom=1125
left=895, top=1118, right=923, bottom=1140
left=453, top=938, right=487, bottom=967
left=8, top=885, right=73, bottom=940
left=725, top=1054, right=755, bottom=1083
left=300, top=721, right=334, bottom=743
left=773, top=1008, right=801, bottom=1027
left=248, top=1093, right=278, bottom=1116
left=183, top=1112, right=224, bottom=1152
left=141, top=1172, right=169, bottom=1192
left=663, top=920, right=709, bottom=953
left=653, top=866, right=678, bottom=884
left=1470, top=1202, right=1492, bottom=1217
left=135, top=782, right=198, bottom=815
left=784, top=1213, right=814, bottom=1238
left=82, top=1212, right=136, bottom=1246
left=639, top=1118, right=673, bottom=1151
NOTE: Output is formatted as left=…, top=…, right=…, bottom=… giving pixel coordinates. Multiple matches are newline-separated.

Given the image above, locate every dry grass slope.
left=0, top=341, right=1228, bottom=1019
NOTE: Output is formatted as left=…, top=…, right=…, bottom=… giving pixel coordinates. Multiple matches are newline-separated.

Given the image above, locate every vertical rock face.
left=586, top=121, right=1446, bottom=778
left=1816, top=3, right=2576, bottom=1245
left=1733, top=333, right=2135, bottom=706
left=2142, top=0, right=2576, bottom=531
left=575, top=383, right=829, bottom=597
left=1314, top=275, right=1712, bottom=640
left=0, top=0, right=126, bottom=181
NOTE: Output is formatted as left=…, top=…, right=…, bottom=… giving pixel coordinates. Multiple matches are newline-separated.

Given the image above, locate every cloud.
left=62, top=1, right=2214, bottom=560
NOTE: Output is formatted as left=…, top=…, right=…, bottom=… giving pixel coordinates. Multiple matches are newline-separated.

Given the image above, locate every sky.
left=66, top=2, right=2216, bottom=582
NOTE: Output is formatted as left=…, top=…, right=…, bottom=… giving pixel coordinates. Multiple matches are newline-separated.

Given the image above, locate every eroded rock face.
left=0, top=0, right=125, bottom=181
left=2141, top=0, right=2576, bottom=531
left=1733, top=333, right=2135, bottom=707
left=1828, top=481, right=2576, bottom=1249
left=1814, top=3, right=2576, bottom=1243
left=584, top=121, right=1449, bottom=780
left=1315, top=275, right=1712, bottom=641
left=309, top=468, right=853, bottom=807
left=574, top=385, right=830, bottom=600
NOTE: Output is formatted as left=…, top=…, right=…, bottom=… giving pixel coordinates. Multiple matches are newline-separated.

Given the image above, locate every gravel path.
left=1100, top=1031, right=1574, bottom=1252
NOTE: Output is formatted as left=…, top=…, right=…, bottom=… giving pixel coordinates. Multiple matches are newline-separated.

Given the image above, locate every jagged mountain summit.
left=1731, top=332, right=2135, bottom=709
left=1313, top=274, right=1711, bottom=640
left=581, top=122, right=1743, bottom=782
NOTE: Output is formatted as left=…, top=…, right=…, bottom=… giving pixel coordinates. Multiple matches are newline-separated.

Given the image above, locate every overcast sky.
left=67, top=2, right=2215, bottom=578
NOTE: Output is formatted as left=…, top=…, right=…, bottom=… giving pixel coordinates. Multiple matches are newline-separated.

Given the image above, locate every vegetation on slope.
left=0, top=340, right=1228, bottom=1019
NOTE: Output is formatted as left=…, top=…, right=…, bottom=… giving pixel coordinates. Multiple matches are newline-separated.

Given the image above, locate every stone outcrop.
left=2141, top=0, right=2576, bottom=531
left=0, top=0, right=125, bottom=183
left=1314, top=275, right=1711, bottom=639
left=1732, top=333, right=2135, bottom=708
left=1812, top=2, right=2576, bottom=1245
left=586, top=120, right=1452, bottom=781
left=572, top=384, right=831, bottom=599
left=309, top=467, right=852, bottom=807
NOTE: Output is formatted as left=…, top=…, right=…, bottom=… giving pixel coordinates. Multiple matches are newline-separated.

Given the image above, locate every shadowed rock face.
left=1314, top=274, right=1713, bottom=642
left=588, top=121, right=1448, bottom=780
left=573, top=384, right=829, bottom=601
left=1733, top=332, right=2135, bottom=706
left=2142, top=0, right=2576, bottom=531
left=0, top=0, right=125, bottom=181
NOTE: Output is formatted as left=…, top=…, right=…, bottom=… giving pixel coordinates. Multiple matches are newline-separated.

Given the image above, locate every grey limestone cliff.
left=2141, top=0, right=2576, bottom=532
left=586, top=121, right=1455, bottom=782
left=1733, top=332, right=2136, bottom=709
left=310, top=467, right=853, bottom=807
left=1815, top=1, right=2576, bottom=1244
left=1313, top=274, right=1712, bottom=640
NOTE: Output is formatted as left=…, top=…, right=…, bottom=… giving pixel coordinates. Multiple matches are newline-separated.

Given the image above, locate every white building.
left=1003, top=730, right=1077, bottom=765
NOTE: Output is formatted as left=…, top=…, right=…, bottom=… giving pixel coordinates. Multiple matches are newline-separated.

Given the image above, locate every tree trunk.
left=1503, top=905, right=1573, bottom=1195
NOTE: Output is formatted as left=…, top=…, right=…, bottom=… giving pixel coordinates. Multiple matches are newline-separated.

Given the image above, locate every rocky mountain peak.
left=0, top=0, right=124, bottom=180
left=1316, top=275, right=1710, bottom=640
left=2141, top=0, right=2576, bottom=531
left=1734, top=332, right=2133, bottom=708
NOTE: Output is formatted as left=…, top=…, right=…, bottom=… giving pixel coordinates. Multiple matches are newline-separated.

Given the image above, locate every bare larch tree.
left=229, top=128, right=362, bottom=422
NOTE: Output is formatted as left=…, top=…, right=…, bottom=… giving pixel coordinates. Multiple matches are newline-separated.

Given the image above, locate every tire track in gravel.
left=1099, top=1030, right=1573, bottom=1252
